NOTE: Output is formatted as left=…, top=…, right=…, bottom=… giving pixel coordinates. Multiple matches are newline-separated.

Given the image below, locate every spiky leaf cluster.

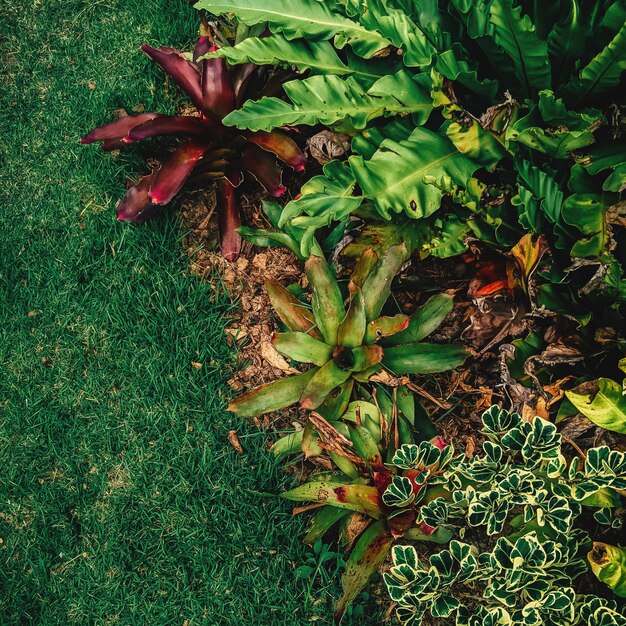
left=228, top=245, right=467, bottom=418
left=282, top=422, right=459, bottom=621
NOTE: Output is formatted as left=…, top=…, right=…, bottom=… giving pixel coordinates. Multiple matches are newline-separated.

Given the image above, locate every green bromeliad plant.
left=228, top=244, right=468, bottom=418
left=195, top=0, right=626, bottom=289
left=384, top=405, right=626, bottom=625
left=282, top=413, right=458, bottom=620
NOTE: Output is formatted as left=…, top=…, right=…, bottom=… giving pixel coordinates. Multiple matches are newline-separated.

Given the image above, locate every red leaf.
left=200, top=45, right=236, bottom=118
left=116, top=173, right=160, bottom=222
left=232, top=63, right=258, bottom=106
left=102, top=138, right=126, bottom=151
left=149, top=141, right=210, bottom=205
left=248, top=130, right=306, bottom=171
left=193, top=36, right=211, bottom=63
left=242, top=144, right=286, bottom=197
left=216, top=177, right=242, bottom=262
left=141, top=44, right=204, bottom=113
left=126, top=115, right=212, bottom=143
left=80, top=113, right=160, bottom=144
left=468, top=259, right=515, bottom=298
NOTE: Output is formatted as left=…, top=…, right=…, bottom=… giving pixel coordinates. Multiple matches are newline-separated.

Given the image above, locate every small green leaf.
left=265, top=277, right=321, bottom=338
left=305, top=253, right=346, bottom=345
left=361, top=243, right=411, bottom=320
left=383, top=293, right=454, bottom=345
left=382, top=343, right=468, bottom=375
left=270, top=429, right=304, bottom=458
left=337, top=290, right=367, bottom=348
left=273, top=332, right=333, bottom=366
left=300, top=360, right=352, bottom=410
left=304, top=505, right=351, bottom=545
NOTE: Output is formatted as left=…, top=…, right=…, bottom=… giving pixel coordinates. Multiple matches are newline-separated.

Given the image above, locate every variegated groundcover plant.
left=81, top=0, right=626, bottom=623
left=385, top=406, right=626, bottom=626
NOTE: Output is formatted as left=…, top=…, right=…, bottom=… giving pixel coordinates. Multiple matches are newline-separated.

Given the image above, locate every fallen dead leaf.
left=341, top=513, right=371, bottom=550
left=260, top=341, right=298, bottom=373
left=227, top=430, right=244, bottom=454
left=307, top=130, right=350, bottom=165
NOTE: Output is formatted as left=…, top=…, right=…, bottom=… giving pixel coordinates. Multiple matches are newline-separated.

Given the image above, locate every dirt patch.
left=179, top=187, right=306, bottom=429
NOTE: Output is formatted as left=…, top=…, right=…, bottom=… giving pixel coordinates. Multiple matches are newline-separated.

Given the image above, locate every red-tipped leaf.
left=116, top=173, right=160, bottom=222
left=216, top=177, right=242, bottom=262
left=242, top=144, right=286, bottom=197
left=247, top=131, right=306, bottom=171
left=141, top=44, right=205, bottom=113
left=299, top=360, right=351, bottom=410
left=102, top=138, right=126, bottom=151
left=193, top=35, right=211, bottom=63
left=80, top=113, right=160, bottom=144
left=264, top=277, right=322, bottom=339
left=228, top=368, right=318, bottom=417
left=149, top=141, right=210, bottom=205
left=126, top=115, right=211, bottom=143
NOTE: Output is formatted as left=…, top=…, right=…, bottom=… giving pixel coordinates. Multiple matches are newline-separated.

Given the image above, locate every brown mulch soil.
left=178, top=184, right=625, bottom=456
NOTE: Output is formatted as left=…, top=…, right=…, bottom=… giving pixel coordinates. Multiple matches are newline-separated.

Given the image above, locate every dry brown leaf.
left=307, top=130, right=350, bottom=164
left=341, top=513, right=371, bottom=550
left=260, top=341, right=298, bottom=373
left=544, top=376, right=575, bottom=408
left=309, top=413, right=365, bottom=467
left=522, top=397, right=548, bottom=421
left=292, top=503, right=325, bottom=515
left=474, top=387, right=494, bottom=412
left=227, top=430, right=244, bottom=454
left=227, top=378, right=244, bottom=392
left=464, top=437, right=476, bottom=458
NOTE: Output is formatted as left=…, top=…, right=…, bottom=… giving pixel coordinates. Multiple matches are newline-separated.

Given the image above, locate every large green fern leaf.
left=194, top=0, right=391, bottom=58
left=348, top=127, right=479, bottom=219
left=208, top=36, right=394, bottom=81
left=488, top=0, right=552, bottom=97
left=560, top=22, right=626, bottom=105
left=222, top=71, right=433, bottom=131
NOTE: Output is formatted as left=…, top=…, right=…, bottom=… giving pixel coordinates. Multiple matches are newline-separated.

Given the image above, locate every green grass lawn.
left=0, top=1, right=381, bottom=623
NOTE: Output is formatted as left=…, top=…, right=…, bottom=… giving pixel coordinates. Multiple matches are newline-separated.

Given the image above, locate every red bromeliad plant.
left=81, top=35, right=306, bottom=260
